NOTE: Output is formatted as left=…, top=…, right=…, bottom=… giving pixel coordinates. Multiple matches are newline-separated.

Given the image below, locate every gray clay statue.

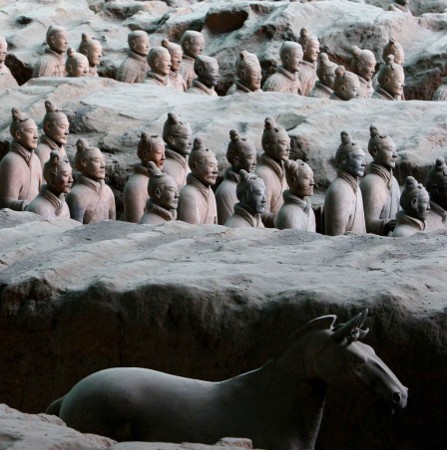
left=33, top=25, right=68, bottom=78
left=297, top=28, right=320, bottom=96
left=162, top=113, right=193, bottom=190
left=123, top=133, right=166, bottom=223
left=26, top=150, right=73, bottom=218
left=330, top=66, right=360, bottom=101
left=392, top=176, right=429, bottom=237
left=0, top=37, right=18, bottom=89
left=116, top=31, right=150, bottom=84
left=309, top=53, right=337, bottom=98
left=224, top=170, right=266, bottom=228
left=35, top=100, right=69, bottom=167
left=187, top=56, right=219, bottom=96
left=350, top=46, right=376, bottom=99
left=146, top=47, right=171, bottom=87
left=0, top=108, right=42, bottom=211
left=216, top=130, right=257, bottom=225
left=262, top=41, right=303, bottom=94
left=425, top=157, right=447, bottom=230
left=162, top=39, right=187, bottom=92
left=227, top=51, right=262, bottom=95
left=359, top=126, right=400, bottom=236
left=179, top=30, right=205, bottom=89
left=78, top=33, right=102, bottom=77
left=46, top=310, right=407, bottom=450
left=177, top=137, right=218, bottom=225
left=372, top=55, right=405, bottom=100
left=324, top=131, right=366, bottom=236
left=389, top=0, right=412, bottom=14
left=275, top=159, right=316, bottom=231
left=140, top=162, right=179, bottom=225
left=255, top=117, right=290, bottom=228
left=65, top=48, right=89, bottom=77
left=66, top=139, right=116, bottom=224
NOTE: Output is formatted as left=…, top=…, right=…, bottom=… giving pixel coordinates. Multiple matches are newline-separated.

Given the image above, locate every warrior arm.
left=177, top=187, right=200, bottom=224
left=66, top=193, right=86, bottom=223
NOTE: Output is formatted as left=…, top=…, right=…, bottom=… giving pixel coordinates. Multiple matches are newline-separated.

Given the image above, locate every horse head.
left=310, top=309, right=408, bottom=411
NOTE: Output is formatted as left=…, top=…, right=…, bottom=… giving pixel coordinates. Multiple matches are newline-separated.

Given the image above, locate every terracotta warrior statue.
left=33, top=25, right=68, bottom=78
left=179, top=30, right=205, bottom=89
left=227, top=51, right=262, bottom=95
left=309, top=53, right=337, bottom=98
left=382, top=38, right=405, bottom=66
left=324, top=131, right=366, bottom=236
left=65, top=48, right=89, bottom=77
left=0, top=37, right=18, bottom=88
left=224, top=170, right=266, bottom=228
left=66, top=139, right=116, bottom=223
left=256, top=117, right=290, bottom=227
left=297, top=28, right=320, bottom=96
left=177, top=137, right=218, bottom=225
left=350, top=46, right=376, bottom=98
left=162, top=39, right=187, bottom=92
left=389, top=0, right=412, bottom=14
left=162, top=113, right=193, bottom=190
left=392, top=177, right=429, bottom=237
left=35, top=100, right=69, bottom=167
left=0, top=108, right=42, bottom=211
left=187, top=56, right=219, bottom=96
left=425, top=157, right=447, bottom=229
left=140, top=162, right=179, bottom=225
left=330, top=66, right=360, bottom=100
left=26, top=151, right=73, bottom=218
left=275, top=159, right=316, bottom=231
left=215, top=130, right=257, bottom=225
left=262, top=41, right=303, bottom=94
left=146, top=47, right=171, bottom=87
left=116, top=31, right=150, bottom=84
left=359, top=126, right=400, bottom=236
left=372, top=55, right=405, bottom=100
left=78, top=33, right=102, bottom=77
left=123, top=133, right=166, bottom=223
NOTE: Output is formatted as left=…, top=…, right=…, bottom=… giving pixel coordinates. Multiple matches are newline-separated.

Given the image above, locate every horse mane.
left=272, top=315, right=337, bottom=360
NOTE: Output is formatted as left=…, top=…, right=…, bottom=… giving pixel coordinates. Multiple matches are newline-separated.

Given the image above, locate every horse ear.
left=332, top=309, right=369, bottom=343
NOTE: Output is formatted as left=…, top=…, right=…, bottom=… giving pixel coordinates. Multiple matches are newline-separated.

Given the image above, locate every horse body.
left=48, top=311, right=407, bottom=450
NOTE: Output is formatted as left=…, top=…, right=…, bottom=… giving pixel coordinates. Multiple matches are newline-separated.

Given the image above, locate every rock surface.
left=0, top=211, right=446, bottom=449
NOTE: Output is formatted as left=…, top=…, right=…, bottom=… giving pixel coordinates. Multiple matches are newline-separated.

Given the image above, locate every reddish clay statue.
left=162, top=39, right=187, bottom=92
left=309, top=53, right=337, bottom=98
left=147, top=47, right=171, bottom=87
left=78, top=33, right=102, bottom=77
left=372, top=55, right=405, bottom=100
left=297, top=28, right=320, bottom=96
left=187, top=56, right=219, bottom=96
left=227, top=51, right=262, bottom=95
left=350, top=46, right=376, bottom=98
left=116, top=31, right=150, bottom=84
left=179, top=30, right=205, bottom=89
left=33, top=25, right=68, bottom=78
left=330, top=66, right=360, bottom=100
left=65, top=48, right=89, bottom=77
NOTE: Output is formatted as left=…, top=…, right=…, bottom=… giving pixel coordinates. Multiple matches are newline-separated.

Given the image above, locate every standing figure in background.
left=330, top=66, right=360, bottom=101
left=146, top=47, right=171, bottom=87
left=0, top=37, right=18, bottom=88
left=372, top=55, right=405, bottom=100
left=262, top=41, right=303, bottom=94
left=275, top=159, right=316, bottom=231
left=350, top=46, right=376, bottom=98
left=187, top=56, right=219, bottom=96
left=162, top=113, right=193, bottom=190
left=179, top=30, right=205, bottom=89
left=123, top=133, right=165, bottom=223
left=78, top=32, right=102, bottom=77
left=0, top=108, right=42, bottom=211
left=425, top=157, right=447, bottom=230
left=297, top=28, right=320, bottom=96
left=65, top=48, right=89, bottom=77
left=66, top=139, right=116, bottom=224
left=225, top=171, right=266, bottom=229
left=177, top=137, right=218, bottom=225
left=309, top=53, right=337, bottom=98
left=360, top=126, right=400, bottom=235
left=116, top=31, right=150, bottom=84
left=256, top=117, right=290, bottom=227
left=216, top=130, right=257, bottom=225
left=392, top=177, right=429, bottom=237
left=33, top=25, right=69, bottom=78
left=162, top=39, right=187, bottom=92
left=27, top=151, right=73, bottom=219
left=227, top=51, right=262, bottom=95
left=324, top=131, right=366, bottom=236
left=140, top=162, right=179, bottom=225
left=35, top=100, right=69, bottom=167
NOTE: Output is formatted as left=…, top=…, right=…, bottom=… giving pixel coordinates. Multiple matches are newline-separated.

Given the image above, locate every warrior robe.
left=123, top=164, right=149, bottom=223
left=215, top=168, right=240, bottom=225
left=392, top=211, right=425, bottom=237
left=26, top=184, right=70, bottom=218
left=116, top=51, right=149, bottom=84
left=275, top=190, right=316, bottom=231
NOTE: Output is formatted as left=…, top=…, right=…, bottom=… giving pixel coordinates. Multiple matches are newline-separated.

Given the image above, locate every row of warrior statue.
left=2, top=23, right=446, bottom=101
left=0, top=102, right=444, bottom=238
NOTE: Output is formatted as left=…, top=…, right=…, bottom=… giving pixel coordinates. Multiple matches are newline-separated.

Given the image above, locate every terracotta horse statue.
left=46, top=310, right=407, bottom=450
